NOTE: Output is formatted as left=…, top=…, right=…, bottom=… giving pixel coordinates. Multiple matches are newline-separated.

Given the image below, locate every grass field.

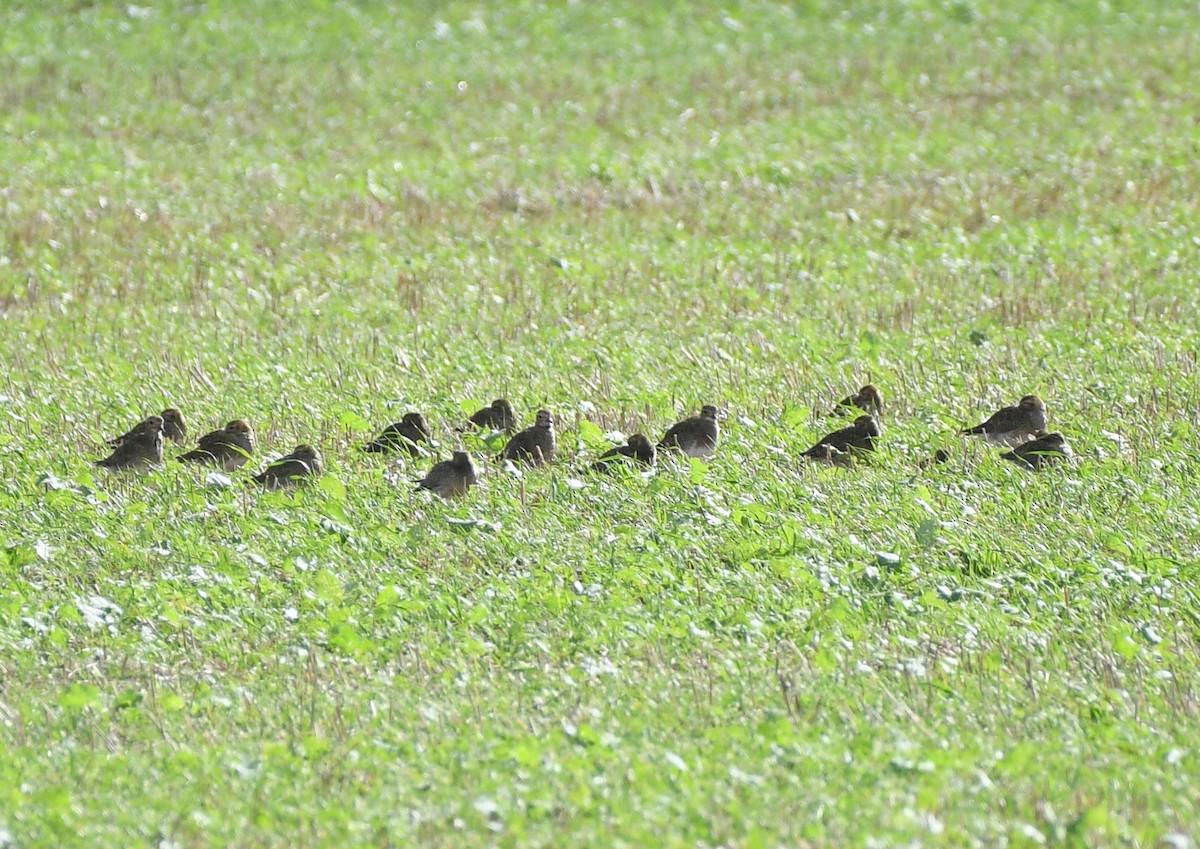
left=2, top=1, right=1200, bottom=845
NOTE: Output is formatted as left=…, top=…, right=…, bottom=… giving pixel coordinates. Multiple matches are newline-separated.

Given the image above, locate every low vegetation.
left=1, top=1, right=1198, bottom=845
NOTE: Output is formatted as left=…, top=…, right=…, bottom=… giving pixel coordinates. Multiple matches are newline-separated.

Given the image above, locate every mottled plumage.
left=589, top=433, right=657, bottom=473
left=1001, top=431, right=1073, bottom=471
left=835, top=384, right=883, bottom=417
left=362, top=412, right=430, bottom=456
left=658, top=405, right=720, bottom=458
left=501, top=409, right=557, bottom=467
left=802, top=414, right=880, bottom=459
left=109, top=407, right=186, bottom=447
left=962, top=395, right=1047, bottom=447
left=803, top=443, right=853, bottom=467
left=416, top=450, right=478, bottom=498
left=253, top=444, right=323, bottom=490
left=179, top=420, right=256, bottom=471
left=467, top=399, right=517, bottom=433
left=96, top=415, right=164, bottom=472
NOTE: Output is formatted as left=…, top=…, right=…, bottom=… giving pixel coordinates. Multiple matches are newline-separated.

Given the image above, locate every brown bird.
left=962, top=395, right=1047, bottom=447
left=253, top=444, right=323, bottom=490
left=96, top=414, right=164, bottom=472
left=178, top=420, right=256, bottom=471
left=803, top=443, right=853, bottom=467
left=589, top=433, right=657, bottom=474
left=109, top=407, right=186, bottom=447
left=801, top=414, right=880, bottom=460
left=658, top=405, right=720, bottom=458
left=501, top=409, right=556, bottom=467
left=834, top=384, right=883, bottom=417
left=918, top=448, right=952, bottom=470
left=465, top=399, right=517, bottom=433
left=1001, top=431, right=1073, bottom=471
left=362, top=412, right=430, bottom=456
left=416, top=450, right=478, bottom=498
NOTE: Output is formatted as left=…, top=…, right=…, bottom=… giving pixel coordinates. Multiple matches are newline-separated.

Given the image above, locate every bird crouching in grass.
left=416, top=450, right=478, bottom=498
left=802, top=443, right=853, bottom=468
left=96, top=415, right=164, bottom=472
left=589, top=433, right=657, bottom=474
left=658, top=405, right=720, bottom=459
left=179, top=419, right=256, bottom=471
left=110, top=407, right=186, bottom=448
left=252, top=444, right=323, bottom=491
left=962, top=395, right=1047, bottom=448
left=1001, top=431, right=1073, bottom=471
left=362, top=412, right=430, bottom=456
left=464, top=398, right=517, bottom=434
left=834, top=384, right=883, bottom=418
left=801, top=415, right=880, bottom=462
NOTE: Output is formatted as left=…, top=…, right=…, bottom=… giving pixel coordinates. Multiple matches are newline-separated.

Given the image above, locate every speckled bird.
left=962, top=395, right=1047, bottom=447
left=466, top=398, right=517, bottom=434
left=658, top=405, right=720, bottom=458
left=96, top=415, right=164, bottom=472
left=834, top=384, right=883, bottom=418
left=362, top=412, right=430, bottom=456
left=252, top=444, right=323, bottom=490
left=501, top=409, right=556, bottom=467
left=110, top=407, right=186, bottom=447
left=1001, top=431, right=1073, bottom=471
left=416, top=450, right=478, bottom=498
left=802, top=442, right=854, bottom=468
left=801, top=414, right=880, bottom=460
left=179, top=419, right=256, bottom=471
left=589, top=433, right=657, bottom=474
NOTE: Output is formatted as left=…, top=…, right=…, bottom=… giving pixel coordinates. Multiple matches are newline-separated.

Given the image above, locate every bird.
left=178, top=420, right=256, bottom=471
left=918, top=448, right=952, bottom=469
left=465, top=399, right=517, bottom=433
left=416, top=450, right=478, bottom=498
left=962, top=395, right=1047, bottom=447
left=252, top=444, right=323, bottom=490
left=802, top=443, right=853, bottom=468
left=501, top=409, right=556, bottom=467
left=1001, top=431, right=1073, bottom=471
left=801, top=415, right=880, bottom=460
left=362, top=412, right=430, bottom=456
left=834, top=384, right=883, bottom=417
left=109, top=407, right=187, bottom=447
left=658, top=405, right=720, bottom=458
left=589, top=433, right=657, bottom=473
left=95, top=415, right=164, bottom=472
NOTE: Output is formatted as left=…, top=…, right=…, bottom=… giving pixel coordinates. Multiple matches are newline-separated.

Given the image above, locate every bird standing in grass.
left=1001, top=431, right=1073, bottom=470
left=834, top=384, right=883, bottom=417
left=253, top=444, right=323, bottom=490
left=110, top=407, right=187, bottom=447
left=502, top=409, right=557, bottom=467
left=658, top=405, right=720, bottom=458
left=466, top=399, right=517, bottom=434
left=416, top=450, right=478, bottom=498
left=362, top=412, right=430, bottom=456
left=590, top=433, right=657, bottom=473
left=801, top=414, right=880, bottom=460
left=962, top=395, right=1047, bottom=447
left=96, top=415, right=164, bottom=472
left=179, top=420, right=256, bottom=471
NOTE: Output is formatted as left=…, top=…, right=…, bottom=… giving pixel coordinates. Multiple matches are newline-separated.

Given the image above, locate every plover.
left=658, top=405, right=720, bottom=458
left=179, top=419, right=256, bottom=471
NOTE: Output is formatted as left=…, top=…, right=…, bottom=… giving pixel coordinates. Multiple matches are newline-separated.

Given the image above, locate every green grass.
left=2, top=0, right=1200, bottom=845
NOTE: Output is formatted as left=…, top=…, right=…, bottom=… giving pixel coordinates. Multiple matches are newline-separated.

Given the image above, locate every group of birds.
left=92, top=386, right=1073, bottom=498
